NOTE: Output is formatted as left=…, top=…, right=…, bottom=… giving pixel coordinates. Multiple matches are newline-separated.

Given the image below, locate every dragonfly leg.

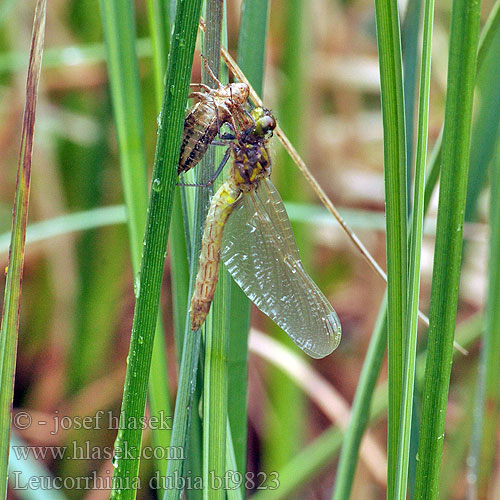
left=188, top=91, right=209, bottom=100
left=243, top=109, right=256, bottom=132
left=189, top=83, right=212, bottom=93
left=214, top=98, right=222, bottom=140
left=177, top=149, right=231, bottom=188
left=211, top=138, right=234, bottom=146
left=230, top=108, right=256, bottom=139
left=201, top=54, right=223, bottom=89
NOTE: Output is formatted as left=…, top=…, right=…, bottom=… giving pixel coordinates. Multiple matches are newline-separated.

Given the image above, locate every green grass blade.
left=146, top=0, right=170, bottom=112
left=3, top=201, right=480, bottom=258
left=199, top=5, right=228, bottom=500
left=225, top=421, right=244, bottom=500
left=440, top=371, right=476, bottom=499
left=0, top=38, right=153, bottom=75
left=373, top=0, right=407, bottom=494
left=144, top=0, right=189, bottom=356
left=402, top=0, right=423, bottom=182
left=395, top=0, right=434, bottom=492
left=469, top=137, right=500, bottom=497
left=106, top=0, right=203, bottom=497
left=332, top=294, right=387, bottom=500
left=99, top=0, right=148, bottom=261
left=465, top=24, right=500, bottom=223
left=255, top=426, right=344, bottom=500
left=143, top=2, right=183, bottom=491
left=413, top=0, right=482, bottom=497
left=264, top=0, right=307, bottom=473
left=169, top=189, right=190, bottom=353
left=0, top=1, right=46, bottom=497
left=423, top=0, right=500, bottom=213
left=203, top=273, right=229, bottom=500
left=331, top=6, right=446, bottom=487
left=100, top=0, right=172, bottom=487
left=423, top=128, right=442, bottom=215
left=164, top=319, right=202, bottom=500
left=476, top=0, right=500, bottom=71
left=228, top=0, right=270, bottom=479
left=0, top=205, right=126, bottom=254
left=465, top=24, right=500, bottom=494
left=162, top=5, right=221, bottom=499
left=237, top=0, right=269, bottom=94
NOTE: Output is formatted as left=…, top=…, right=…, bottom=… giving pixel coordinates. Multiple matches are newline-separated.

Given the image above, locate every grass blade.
left=372, top=0, right=408, bottom=494
left=146, top=0, right=170, bottom=112
left=332, top=294, right=387, bottom=500
left=423, top=0, right=500, bottom=214
left=144, top=0, right=189, bottom=356
left=413, top=0, right=482, bottom=497
left=440, top=372, right=476, bottom=499
left=198, top=5, right=229, bottom=500
left=203, top=274, right=229, bottom=500
left=0, top=1, right=46, bottom=496
left=476, top=0, right=500, bottom=71
left=228, top=0, right=270, bottom=478
left=100, top=0, right=172, bottom=486
left=395, top=0, right=434, bottom=491
left=465, top=22, right=500, bottom=223
left=99, top=0, right=148, bottom=262
left=263, top=0, right=307, bottom=473
left=402, top=0, right=423, bottom=183
left=225, top=421, right=244, bottom=500
left=468, top=135, right=500, bottom=498
left=107, top=0, right=203, bottom=497
left=237, top=0, right=269, bottom=93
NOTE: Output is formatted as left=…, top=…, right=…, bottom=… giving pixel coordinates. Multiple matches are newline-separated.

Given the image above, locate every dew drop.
left=152, top=178, right=162, bottom=192
left=133, top=276, right=141, bottom=298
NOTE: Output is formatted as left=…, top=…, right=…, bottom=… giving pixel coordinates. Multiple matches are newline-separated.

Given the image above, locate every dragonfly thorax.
left=231, top=139, right=271, bottom=190
left=219, top=82, right=249, bottom=105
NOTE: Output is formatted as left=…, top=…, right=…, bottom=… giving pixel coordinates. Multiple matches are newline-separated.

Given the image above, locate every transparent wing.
left=221, top=179, right=341, bottom=358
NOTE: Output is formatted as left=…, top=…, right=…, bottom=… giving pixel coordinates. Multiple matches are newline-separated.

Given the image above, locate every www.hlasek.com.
left=11, top=441, right=184, bottom=462
left=11, top=470, right=280, bottom=491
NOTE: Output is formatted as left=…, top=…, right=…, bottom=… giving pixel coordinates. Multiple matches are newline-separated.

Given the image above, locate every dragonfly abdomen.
left=190, top=180, right=241, bottom=330
left=179, top=100, right=219, bottom=174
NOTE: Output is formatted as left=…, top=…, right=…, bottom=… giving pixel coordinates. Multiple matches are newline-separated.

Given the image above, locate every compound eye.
left=262, top=116, right=276, bottom=133
left=254, top=115, right=276, bottom=135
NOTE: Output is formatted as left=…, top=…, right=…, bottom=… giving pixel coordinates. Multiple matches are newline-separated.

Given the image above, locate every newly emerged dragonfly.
left=189, top=107, right=341, bottom=359
left=179, top=59, right=253, bottom=175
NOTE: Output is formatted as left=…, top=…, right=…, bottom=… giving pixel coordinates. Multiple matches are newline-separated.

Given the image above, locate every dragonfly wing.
left=221, top=179, right=341, bottom=358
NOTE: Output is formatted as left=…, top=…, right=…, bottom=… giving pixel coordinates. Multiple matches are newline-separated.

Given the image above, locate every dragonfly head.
left=251, top=107, right=277, bottom=137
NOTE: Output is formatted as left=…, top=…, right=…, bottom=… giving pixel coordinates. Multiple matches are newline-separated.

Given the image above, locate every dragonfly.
left=189, top=107, right=341, bottom=359
left=179, top=58, right=253, bottom=176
